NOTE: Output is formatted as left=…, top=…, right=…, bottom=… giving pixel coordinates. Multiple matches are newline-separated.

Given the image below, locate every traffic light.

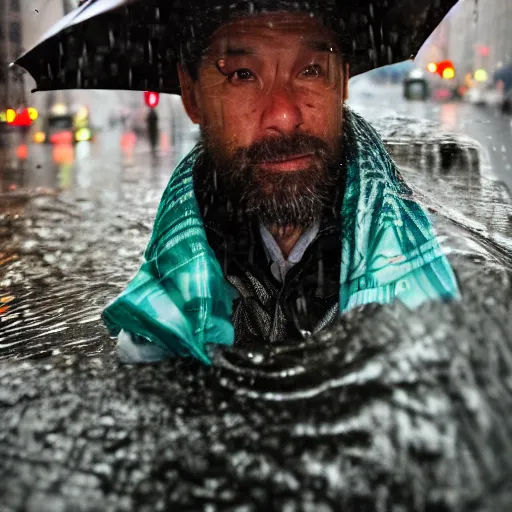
left=144, top=91, right=160, bottom=108
left=6, top=108, right=36, bottom=126
left=427, top=61, right=455, bottom=79
left=435, top=60, right=455, bottom=80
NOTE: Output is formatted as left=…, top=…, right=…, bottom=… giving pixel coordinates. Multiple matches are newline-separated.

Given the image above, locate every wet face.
left=179, top=13, right=349, bottom=229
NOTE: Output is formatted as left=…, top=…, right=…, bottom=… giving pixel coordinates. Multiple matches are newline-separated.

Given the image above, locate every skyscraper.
left=0, top=0, right=24, bottom=110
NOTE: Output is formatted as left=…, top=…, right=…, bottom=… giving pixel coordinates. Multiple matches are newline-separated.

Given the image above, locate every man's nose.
left=260, top=86, right=304, bottom=135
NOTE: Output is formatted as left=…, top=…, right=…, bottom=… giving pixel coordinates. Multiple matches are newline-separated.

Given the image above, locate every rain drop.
left=148, top=41, right=153, bottom=64
left=387, top=45, right=393, bottom=64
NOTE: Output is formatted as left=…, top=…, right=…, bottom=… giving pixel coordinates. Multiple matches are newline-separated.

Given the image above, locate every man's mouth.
left=257, top=153, right=315, bottom=172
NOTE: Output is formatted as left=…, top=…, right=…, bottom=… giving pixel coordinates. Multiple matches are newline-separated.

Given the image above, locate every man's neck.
left=267, top=225, right=304, bottom=260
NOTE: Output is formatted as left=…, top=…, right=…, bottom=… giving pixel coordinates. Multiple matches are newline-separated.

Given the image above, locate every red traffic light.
left=435, top=60, right=456, bottom=79
left=6, top=108, right=34, bottom=127
left=144, top=91, right=160, bottom=108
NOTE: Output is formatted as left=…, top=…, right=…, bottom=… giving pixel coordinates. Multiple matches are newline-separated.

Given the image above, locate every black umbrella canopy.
left=14, top=0, right=459, bottom=95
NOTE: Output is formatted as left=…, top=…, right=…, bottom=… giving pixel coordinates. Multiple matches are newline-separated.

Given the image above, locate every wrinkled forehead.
left=207, top=12, right=341, bottom=54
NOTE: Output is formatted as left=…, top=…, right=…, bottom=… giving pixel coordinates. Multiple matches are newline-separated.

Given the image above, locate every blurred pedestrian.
left=146, top=108, right=159, bottom=155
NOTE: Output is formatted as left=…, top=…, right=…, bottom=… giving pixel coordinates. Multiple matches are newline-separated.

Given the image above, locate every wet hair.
left=178, top=1, right=352, bottom=81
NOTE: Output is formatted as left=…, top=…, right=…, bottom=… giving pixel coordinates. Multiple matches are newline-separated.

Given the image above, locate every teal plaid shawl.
left=103, top=108, right=460, bottom=363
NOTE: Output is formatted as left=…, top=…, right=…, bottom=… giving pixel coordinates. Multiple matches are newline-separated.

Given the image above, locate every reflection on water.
left=0, top=126, right=194, bottom=201
left=440, top=103, right=459, bottom=131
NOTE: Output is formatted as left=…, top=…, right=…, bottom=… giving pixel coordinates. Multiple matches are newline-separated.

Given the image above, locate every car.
left=403, top=69, right=429, bottom=101
left=33, top=104, right=94, bottom=145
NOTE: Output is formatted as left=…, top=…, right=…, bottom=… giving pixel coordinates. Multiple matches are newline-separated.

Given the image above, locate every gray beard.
left=201, top=133, right=341, bottom=230
left=242, top=168, right=333, bottom=230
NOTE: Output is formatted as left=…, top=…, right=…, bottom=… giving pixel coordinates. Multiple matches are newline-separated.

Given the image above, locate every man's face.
left=179, top=13, right=348, bottom=229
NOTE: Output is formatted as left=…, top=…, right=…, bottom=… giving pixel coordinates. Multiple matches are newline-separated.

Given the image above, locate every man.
left=146, top=108, right=160, bottom=155
left=103, top=4, right=460, bottom=363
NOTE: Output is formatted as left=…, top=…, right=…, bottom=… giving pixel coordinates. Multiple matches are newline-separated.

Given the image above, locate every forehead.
left=207, top=12, right=339, bottom=53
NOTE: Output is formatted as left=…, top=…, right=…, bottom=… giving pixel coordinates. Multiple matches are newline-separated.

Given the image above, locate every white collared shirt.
left=259, top=221, right=320, bottom=283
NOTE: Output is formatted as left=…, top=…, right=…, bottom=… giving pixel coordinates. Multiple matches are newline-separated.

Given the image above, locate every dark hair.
left=180, top=53, right=202, bottom=82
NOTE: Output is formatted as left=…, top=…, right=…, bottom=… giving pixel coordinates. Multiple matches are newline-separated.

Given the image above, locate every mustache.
left=229, top=132, right=333, bottom=167
left=198, top=129, right=343, bottom=230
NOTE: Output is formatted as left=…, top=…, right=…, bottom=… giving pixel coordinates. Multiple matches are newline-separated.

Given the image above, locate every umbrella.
left=13, top=0, right=460, bottom=95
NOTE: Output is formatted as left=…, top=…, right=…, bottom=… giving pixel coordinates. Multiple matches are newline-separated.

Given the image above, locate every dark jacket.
left=197, top=175, right=343, bottom=345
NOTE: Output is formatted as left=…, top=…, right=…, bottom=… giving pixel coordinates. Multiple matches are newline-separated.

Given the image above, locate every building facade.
left=448, top=0, right=512, bottom=81
left=0, top=0, right=24, bottom=110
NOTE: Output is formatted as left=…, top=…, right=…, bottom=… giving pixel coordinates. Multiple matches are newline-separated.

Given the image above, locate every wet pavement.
left=1, top=111, right=512, bottom=510
left=349, top=84, right=512, bottom=191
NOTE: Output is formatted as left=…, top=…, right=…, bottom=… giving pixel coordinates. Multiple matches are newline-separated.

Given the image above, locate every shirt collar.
left=259, top=221, right=321, bottom=265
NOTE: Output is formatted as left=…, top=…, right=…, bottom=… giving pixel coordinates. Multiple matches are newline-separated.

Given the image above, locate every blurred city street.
left=349, top=80, right=512, bottom=189
left=1, top=83, right=511, bottom=202
left=0, top=115, right=198, bottom=201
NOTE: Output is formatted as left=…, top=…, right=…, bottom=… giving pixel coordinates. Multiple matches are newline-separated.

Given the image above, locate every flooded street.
left=1, top=98, right=512, bottom=509
left=0, top=134, right=177, bottom=360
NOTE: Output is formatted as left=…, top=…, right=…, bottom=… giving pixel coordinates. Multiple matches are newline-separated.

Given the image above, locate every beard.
left=200, top=131, right=342, bottom=231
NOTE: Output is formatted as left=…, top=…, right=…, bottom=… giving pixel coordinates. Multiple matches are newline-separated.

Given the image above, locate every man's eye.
left=229, top=68, right=256, bottom=82
left=300, top=65, right=325, bottom=78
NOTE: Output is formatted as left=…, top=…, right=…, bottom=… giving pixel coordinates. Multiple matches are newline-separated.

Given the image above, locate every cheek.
left=201, top=89, right=261, bottom=149
left=301, top=89, right=343, bottom=140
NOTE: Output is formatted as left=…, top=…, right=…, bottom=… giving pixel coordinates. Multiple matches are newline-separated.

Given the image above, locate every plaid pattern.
left=102, top=108, right=460, bottom=363
left=102, top=148, right=238, bottom=364
left=339, top=109, right=460, bottom=312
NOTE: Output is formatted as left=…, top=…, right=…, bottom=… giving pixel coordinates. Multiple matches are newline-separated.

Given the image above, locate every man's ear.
left=177, top=63, right=201, bottom=124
